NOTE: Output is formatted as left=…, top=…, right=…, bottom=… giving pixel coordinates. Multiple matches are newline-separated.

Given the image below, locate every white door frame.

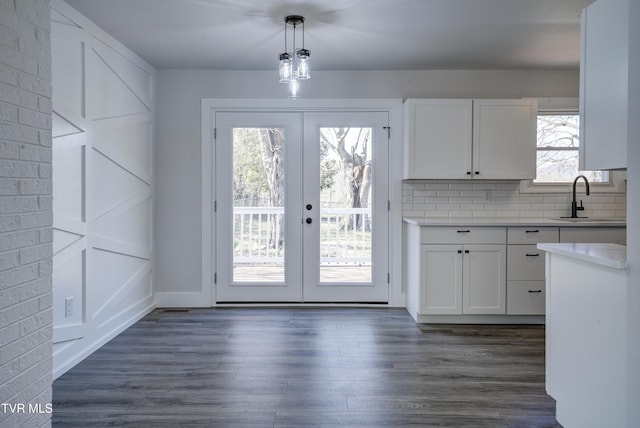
left=201, top=99, right=404, bottom=306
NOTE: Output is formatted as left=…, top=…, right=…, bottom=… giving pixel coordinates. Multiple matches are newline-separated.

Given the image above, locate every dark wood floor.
left=52, top=307, right=559, bottom=427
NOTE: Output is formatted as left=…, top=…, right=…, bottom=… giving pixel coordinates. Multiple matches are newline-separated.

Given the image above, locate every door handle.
left=305, top=218, right=312, bottom=224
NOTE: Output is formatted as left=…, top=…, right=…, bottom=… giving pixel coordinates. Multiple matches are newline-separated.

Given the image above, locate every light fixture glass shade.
left=279, top=53, right=292, bottom=83
left=296, top=49, right=310, bottom=80
left=289, top=79, right=299, bottom=98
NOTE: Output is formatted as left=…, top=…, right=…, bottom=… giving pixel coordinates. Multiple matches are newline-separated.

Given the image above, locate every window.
left=534, top=113, right=608, bottom=183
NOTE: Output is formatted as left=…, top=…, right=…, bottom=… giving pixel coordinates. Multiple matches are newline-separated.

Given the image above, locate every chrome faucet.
left=571, top=175, right=590, bottom=218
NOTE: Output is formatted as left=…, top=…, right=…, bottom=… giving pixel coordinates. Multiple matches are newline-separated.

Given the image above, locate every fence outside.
left=233, top=207, right=372, bottom=265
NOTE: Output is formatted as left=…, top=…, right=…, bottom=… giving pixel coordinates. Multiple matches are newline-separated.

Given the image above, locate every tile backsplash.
left=402, top=180, right=627, bottom=219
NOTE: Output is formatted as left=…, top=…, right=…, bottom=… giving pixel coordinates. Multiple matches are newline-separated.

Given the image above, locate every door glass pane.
left=319, top=127, right=372, bottom=283
left=233, top=128, right=285, bottom=282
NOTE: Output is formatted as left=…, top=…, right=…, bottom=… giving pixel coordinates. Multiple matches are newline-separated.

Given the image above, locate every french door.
left=214, top=111, right=389, bottom=302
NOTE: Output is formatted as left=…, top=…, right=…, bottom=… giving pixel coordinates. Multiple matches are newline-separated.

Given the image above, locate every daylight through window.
left=535, top=114, right=608, bottom=183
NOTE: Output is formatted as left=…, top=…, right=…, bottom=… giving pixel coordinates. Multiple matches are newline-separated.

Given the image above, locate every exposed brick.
left=0, top=229, right=39, bottom=252
left=0, top=249, right=19, bottom=271
left=18, top=178, right=51, bottom=195
left=0, top=21, right=18, bottom=48
left=0, top=277, right=50, bottom=311
left=0, top=101, right=19, bottom=121
left=0, top=42, right=38, bottom=76
left=0, top=195, right=39, bottom=214
left=0, top=262, right=39, bottom=290
left=36, top=95, right=50, bottom=113
left=18, top=107, right=50, bottom=129
left=38, top=227, right=52, bottom=244
left=0, top=323, right=20, bottom=346
left=18, top=243, right=49, bottom=264
left=18, top=211, right=50, bottom=229
left=0, top=159, right=39, bottom=177
left=0, top=121, right=39, bottom=143
left=37, top=162, right=51, bottom=178
left=0, top=63, right=19, bottom=85
left=20, top=142, right=52, bottom=162
left=0, top=214, right=19, bottom=232
left=18, top=72, right=51, bottom=97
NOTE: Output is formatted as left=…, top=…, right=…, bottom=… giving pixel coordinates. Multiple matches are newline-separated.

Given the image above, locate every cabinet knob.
left=464, top=250, right=470, bottom=254
left=466, top=171, right=471, bottom=175
left=474, top=171, right=480, bottom=175
left=457, top=250, right=462, bottom=254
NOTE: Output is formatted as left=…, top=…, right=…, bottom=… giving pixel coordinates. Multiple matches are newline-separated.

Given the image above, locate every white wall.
left=155, top=69, right=579, bottom=302
left=50, top=0, right=155, bottom=378
left=0, top=0, right=53, bottom=426
left=626, top=0, right=639, bottom=424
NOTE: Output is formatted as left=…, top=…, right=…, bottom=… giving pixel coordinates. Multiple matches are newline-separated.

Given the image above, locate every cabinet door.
left=472, top=99, right=537, bottom=179
left=579, top=0, right=628, bottom=170
left=403, top=99, right=472, bottom=179
left=421, top=245, right=463, bottom=314
left=463, top=244, right=506, bottom=314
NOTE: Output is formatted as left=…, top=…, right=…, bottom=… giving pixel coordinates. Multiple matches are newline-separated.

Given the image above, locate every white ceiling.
left=63, top=0, right=594, bottom=71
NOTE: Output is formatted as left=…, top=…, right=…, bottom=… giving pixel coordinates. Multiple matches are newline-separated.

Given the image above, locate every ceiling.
left=63, top=0, right=594, bottom=71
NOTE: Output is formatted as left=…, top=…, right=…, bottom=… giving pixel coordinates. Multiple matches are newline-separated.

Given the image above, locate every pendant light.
left=278, top=15, right=310, bottom=98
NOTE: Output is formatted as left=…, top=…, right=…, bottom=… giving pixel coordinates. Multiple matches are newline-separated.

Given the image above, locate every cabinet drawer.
left=507, top=281, right=545, bottom=315
left=420, top=227, right=505, bottom=244
left=559, top=227, right=626, bottom=245
left=507, top=227, right=559, bottom=244
left=507, top=245, right=545, bottom=280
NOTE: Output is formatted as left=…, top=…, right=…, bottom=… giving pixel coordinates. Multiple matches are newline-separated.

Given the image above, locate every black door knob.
left=306, top=204, right=312, bottom=210
left=306, top=218, right=312, bottom=224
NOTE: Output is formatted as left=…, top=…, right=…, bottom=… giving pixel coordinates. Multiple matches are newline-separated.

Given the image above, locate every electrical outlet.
left=65, top=297, right=73, bottom=318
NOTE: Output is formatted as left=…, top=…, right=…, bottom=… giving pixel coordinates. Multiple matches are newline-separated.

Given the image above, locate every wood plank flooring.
left=52, top=307, right=559, bottom=427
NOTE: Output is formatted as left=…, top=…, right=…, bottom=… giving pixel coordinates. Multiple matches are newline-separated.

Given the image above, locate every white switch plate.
left=65, top=297, right=73, bottom=318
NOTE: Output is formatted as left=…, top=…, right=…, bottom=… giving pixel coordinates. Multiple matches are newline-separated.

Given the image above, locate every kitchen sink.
left=552, top=217, right=626, bottom=223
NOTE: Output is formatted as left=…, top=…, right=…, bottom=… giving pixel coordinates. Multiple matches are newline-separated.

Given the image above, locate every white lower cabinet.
left=463, top=244, right=506, bottom=314
left=506, top=227, right=559, bottom=315
left=404, top=222, right=625, bottom=323
left=421, top=245, right=462, bottom=314
left=417, top=227, right=506, bottom=316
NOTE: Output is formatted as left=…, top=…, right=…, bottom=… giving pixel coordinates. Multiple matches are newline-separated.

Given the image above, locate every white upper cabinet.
left=403, top=99, right=472, bottom=179
left=579, top=0, right=629, bottom=170
left=403, top=98, right=537, bottom=179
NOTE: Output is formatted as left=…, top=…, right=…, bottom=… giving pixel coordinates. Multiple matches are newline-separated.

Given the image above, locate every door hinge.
left=388, top=200, right=391, bottom=212
left=387, top=272, right=391, bottom=284
left=383, top=126, right=391, bottom=139
left=214, top=200, right=217, bottom=212
left=213, top=128, right=217, bottom=140
left=214, top=272, right=217, bottom=284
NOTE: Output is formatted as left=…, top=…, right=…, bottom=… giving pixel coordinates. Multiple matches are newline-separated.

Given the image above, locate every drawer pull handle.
left=525, top=230, right=539, bottom=233
left=525, top=253, right=540, bottom=257
left=457, top=230, right=470, bottom=233
left=528, top=290, right=543, bottom=294
left=464, top=250, right=470, bottom=254
left=457, top=250, right=462, bottom=254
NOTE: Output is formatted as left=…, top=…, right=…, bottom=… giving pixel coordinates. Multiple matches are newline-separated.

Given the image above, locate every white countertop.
left=537, top=243, right=627, bottom=270
left=403, top=217, right=627, bottom=227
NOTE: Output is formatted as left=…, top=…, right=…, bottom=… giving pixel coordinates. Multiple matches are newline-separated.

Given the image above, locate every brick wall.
left=0, top=0, right=53, bottom=427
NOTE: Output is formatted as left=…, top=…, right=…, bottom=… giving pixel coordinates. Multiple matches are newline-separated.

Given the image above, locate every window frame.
left=520, top=98, right=626, bottom=194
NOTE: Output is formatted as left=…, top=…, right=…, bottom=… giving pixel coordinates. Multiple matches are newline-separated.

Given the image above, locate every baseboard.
left=411, top=312, right=545, bottom=324
left=155, top=291, right=212, bottom=307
